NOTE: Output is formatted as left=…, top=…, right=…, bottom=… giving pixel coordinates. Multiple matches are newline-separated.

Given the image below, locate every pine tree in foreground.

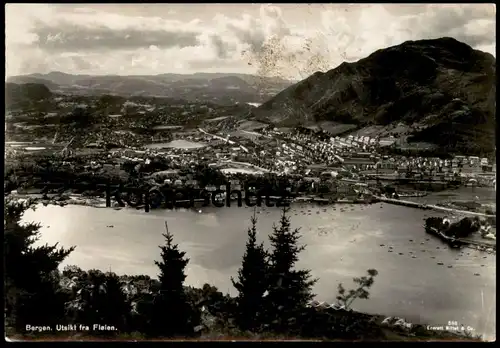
left=265, top=206, right=317, bottom=333
left=4, top=197, right=75, bottom=332
left=150, top=223, right=193, bottom=337
left=231, top=210, right=269, bottom=332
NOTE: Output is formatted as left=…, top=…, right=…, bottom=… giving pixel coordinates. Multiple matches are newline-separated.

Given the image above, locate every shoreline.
left=7, top=192, right=378, bottom=209
left=10, top=195, right=491, bottom=341
left=8, top=190, right=495, bottom=218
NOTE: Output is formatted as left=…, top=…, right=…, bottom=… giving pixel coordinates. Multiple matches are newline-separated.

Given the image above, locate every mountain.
left=6, top=72, right=293, bottom=105
left=253, top=37, right=496, bottom=156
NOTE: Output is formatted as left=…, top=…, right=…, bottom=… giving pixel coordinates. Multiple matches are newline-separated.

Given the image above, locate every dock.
left=293, top=197, right=376, bottom=204
left=374, top=196, right=432, bottom=209
left=294, top=197, right=331, bottom=203
left=375, top=196, right=496, bottom=219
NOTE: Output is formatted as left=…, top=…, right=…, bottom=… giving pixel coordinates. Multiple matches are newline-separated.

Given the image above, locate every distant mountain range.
left=6, top=72, right=294, bottom=105
left=252, top=37, right=496, bottom=156
left=6, top=38, right=496, bottom=156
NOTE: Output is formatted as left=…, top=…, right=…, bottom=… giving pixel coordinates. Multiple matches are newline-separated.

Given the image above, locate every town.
left=4, top=3, right=496, bottom=341
left=5, top=98, right=496, bottom=216
left=5, top=113, right=496, bottom=223
left=4, top=79, right=497, bottom=249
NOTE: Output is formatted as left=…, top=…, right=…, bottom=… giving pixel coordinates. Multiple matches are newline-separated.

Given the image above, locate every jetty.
left=294, top=197, right=331, bottom=203
left=375, top=196, right=496, bottom=219
left=374, top=196, right=432, bottom=209
left=293, top=196, right=377, bottom=204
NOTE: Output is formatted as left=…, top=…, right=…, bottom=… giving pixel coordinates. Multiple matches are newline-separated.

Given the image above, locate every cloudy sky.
left=6, top=3, right=496, bottom=80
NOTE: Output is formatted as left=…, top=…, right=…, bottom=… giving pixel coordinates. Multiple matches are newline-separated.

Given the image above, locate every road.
left=198, top=128, right=235, bottom=145
left=241, top=130, right=272, bottom=139
left=198, top=127, right=249, bottom=153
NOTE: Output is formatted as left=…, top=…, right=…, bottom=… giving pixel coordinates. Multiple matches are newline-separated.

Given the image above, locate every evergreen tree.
left=150, top=225, right=193, bottom=337
left=4, top=197, right=75, bottom=332
left=64, top=268, right=131, bottom=333
left=231, top=211, right=269, bottom=331
left=265, top=206, right=317, bottom=333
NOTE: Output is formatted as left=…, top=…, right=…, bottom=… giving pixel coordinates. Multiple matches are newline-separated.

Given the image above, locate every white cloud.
left=5, top=4, right=496, bottom=79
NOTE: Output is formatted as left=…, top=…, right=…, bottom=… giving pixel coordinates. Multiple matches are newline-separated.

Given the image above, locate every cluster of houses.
left=374, top=155, right=494, bottom=180
left=8, top=113, right=496, bottom=195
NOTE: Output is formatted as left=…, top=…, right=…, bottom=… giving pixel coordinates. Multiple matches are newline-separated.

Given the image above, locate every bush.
left=336, top=269, right=379, bottom=310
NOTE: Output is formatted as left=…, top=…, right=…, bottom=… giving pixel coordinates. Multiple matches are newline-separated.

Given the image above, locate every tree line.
left=5, top=197, right=382, bottom=340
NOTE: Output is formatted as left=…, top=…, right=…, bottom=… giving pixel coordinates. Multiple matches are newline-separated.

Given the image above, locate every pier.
left=375, top=196, right=496, bottom=219
left=293, top=196, right=376, bottom=204
left=374, top=196, right=432, bottom=209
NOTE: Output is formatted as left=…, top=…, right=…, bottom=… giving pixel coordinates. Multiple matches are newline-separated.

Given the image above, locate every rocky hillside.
left=253, top=38, right=496, bottom=156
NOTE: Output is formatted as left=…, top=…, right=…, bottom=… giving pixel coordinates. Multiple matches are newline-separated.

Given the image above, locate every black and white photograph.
left=4, top=3, right=496, bottom=341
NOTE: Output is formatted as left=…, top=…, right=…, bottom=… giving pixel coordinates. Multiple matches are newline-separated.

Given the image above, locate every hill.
left=5, top=83, right=53, bottom=108
left=6, top=76, right=59, bottom=90
left=253, top=37, right=496, bottom=156
left=6, top=72, right=293, bottom=105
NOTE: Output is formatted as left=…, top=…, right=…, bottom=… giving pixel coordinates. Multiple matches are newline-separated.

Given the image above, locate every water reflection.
left=23, top=202, right=495, bottom=340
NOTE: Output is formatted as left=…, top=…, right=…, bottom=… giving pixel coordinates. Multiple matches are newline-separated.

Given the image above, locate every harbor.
left=21, top=202, right=496, bottom=340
